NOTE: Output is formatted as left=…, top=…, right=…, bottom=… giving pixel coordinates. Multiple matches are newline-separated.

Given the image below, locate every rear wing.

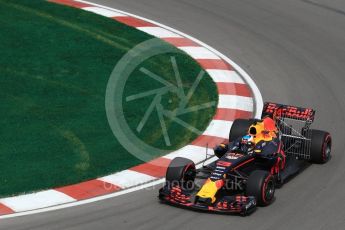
left=262, top=102, right=316, bottom=160
left=262, top=102, right=315, bottom=122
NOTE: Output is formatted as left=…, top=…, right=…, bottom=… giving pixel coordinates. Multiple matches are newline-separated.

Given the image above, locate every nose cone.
left=196, top=179, right=223, bottom=203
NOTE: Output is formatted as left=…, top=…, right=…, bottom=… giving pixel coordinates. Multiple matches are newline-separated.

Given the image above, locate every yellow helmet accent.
left=248, top=121, right=274, bottom=142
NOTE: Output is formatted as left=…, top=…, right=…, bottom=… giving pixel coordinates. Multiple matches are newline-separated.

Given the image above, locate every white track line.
left=99, top=170, right=156, bottom=189
left=206, top=70, right=245, bottom=83
left=202, top=120, right=233, bottom=139
left=137, top=27, right=182, bottom=38
left=0, top=190, right=76, bottom=213
left=178, top=47, right=220, bottom=59
left=218, top=95, right=254, bottom=111
left=83, top=6, right=126, bottom=17
left=162, top=145, right=214, bottom=162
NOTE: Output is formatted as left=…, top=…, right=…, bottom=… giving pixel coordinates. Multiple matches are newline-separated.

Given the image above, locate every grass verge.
left=0, top=0, right=217, bottom=197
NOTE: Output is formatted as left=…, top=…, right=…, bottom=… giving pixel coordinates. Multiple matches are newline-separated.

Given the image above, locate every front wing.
left=159, top=185, right=257, bottom=215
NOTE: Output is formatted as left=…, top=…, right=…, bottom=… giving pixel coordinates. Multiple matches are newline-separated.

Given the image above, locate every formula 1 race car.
left=159, top=102, right=332, bottom=215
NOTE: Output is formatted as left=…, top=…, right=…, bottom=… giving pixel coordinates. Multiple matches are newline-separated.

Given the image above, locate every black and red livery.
left=159, top=102, right=332, bottom=215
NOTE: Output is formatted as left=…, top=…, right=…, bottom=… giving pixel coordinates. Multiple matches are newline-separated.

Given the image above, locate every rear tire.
left=229, top=119, right=255, bottom=142
left=166, top=157, right=196, bottom=188
left=310, top=129, right=332, bottom=164
left=246, top=170, right=275, bottom=206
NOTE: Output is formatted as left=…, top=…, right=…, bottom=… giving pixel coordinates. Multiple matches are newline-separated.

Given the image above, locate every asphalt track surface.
left=2, top=0, right=345, bottom=229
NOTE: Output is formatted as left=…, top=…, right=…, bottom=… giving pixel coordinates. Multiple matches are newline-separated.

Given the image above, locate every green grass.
left=0, top=0, right=217, bottom=197
left=123, top=53, right=217, bottom=153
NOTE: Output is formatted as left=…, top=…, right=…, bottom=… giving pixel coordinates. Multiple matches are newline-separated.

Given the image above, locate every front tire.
left=310, top=129, right=332, bottom=164
left=246, top=170, right=275, bottom=206
left=165, top=157, right=196, bottom=188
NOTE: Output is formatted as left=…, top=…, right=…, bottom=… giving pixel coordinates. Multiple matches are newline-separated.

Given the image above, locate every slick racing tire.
left=166, top=157, right=196, bottom=188
left=310, top=129, right=332, bottom=164
left=246, top=170, right=275, bottom=206
left=229, top=119, right=256, bottom=142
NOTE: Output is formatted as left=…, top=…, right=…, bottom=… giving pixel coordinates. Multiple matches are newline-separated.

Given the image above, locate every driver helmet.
left=241, top=135, right=255, bottom=153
